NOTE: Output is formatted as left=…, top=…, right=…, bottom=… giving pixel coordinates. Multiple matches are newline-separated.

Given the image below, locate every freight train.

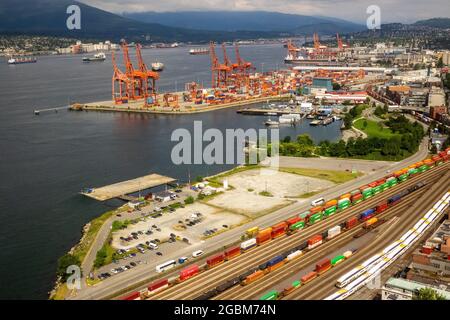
left=326, top=190, right=450, bottom=300
left=121, top=150, right=450, bottom=300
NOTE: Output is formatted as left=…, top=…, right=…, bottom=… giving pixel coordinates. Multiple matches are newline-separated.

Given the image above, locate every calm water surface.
left=0, top=44, right=341, bottom=299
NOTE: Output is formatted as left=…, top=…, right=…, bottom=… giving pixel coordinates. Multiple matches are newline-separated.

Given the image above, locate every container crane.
left=121, top=40, right=146, bottom=100
left=210, top=41, right=230, bottom=88
left=135, top=43, right=160, bottom=105
left=111, top=51, right=131, bottom=104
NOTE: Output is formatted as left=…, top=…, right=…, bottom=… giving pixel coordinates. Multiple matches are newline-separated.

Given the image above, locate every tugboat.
left=82, top=52, right=106, bottom=62
left=151, top=61, right=164, bottom=72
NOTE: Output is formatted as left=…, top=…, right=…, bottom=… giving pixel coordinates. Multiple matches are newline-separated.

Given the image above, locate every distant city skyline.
left=79, top=0, right=450, bottom=24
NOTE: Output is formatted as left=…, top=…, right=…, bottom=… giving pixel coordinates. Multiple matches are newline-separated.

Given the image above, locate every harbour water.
left=0, top=44, right=341, bottom=299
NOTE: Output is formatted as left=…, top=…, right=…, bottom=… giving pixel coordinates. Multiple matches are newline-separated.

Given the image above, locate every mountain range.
left=0, top=0, right=447, bottom=43
left=122, top=11, right=364, bottom=34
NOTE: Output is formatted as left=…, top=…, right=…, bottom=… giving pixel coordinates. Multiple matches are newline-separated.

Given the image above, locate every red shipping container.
left=351, top=193, right=363, bottom=202
left=346, top=216, right=358, bottom=229
left=225, top=246, right=241, bottom=259
left=301, top=271, right=317, bottom=284
left=207, top=253, right=225, bottom=268
left=256, top=232, right=272, bottom=245
left=121, top=291, right=140, bottom=300
left=148, top=279, right=169, bottom=292
left=421, top=246, right=432, bottom=255
left=271, top=222, right=288, bottom=238
left=315, top=259, right=332, bottom=274
left=179, top=264, right=199, bottom=281
left=310, top=206, right=323, bottom=214
left=286, top=216, right=302, bottom=227
left=376, top=178, right=386, bottom=185
left=368, top=182, right=378, bottom=188
left=308, top=234, right=322, bottom=246
left=376, top=201, right=389, bottom=214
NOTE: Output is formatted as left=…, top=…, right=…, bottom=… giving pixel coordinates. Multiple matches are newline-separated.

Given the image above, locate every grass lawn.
left=279, top=167, right=362, bottom=184
left=354, top=118, right=398, bottom=139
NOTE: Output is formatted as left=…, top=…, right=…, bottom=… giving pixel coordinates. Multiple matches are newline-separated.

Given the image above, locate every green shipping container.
left=292, top=280, right=301, bottom=288
left=399, top=174, right=408, bottom=181
left=362, top=191, right=372, bottom=199
left=309, top=213, right=323, bottom=224
left=260, top=290, right=279, bottom=300
left=381, top=182, right=390, bottom=190
left=372, top=186, right=382, bottom=194
left=419, top=165, right=429, bottom=172
left=338, top=202, right=350, bottom=210
left=388, top=179, right=398, bottom=186
left=324, top=206, right=337, bottom=216
left=290, top=221, right=305, bottom=231
left=331, top=255, right=345, bottom=266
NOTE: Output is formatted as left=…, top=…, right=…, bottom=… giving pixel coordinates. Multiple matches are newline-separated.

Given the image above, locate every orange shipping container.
left=340, top=193, right=351, bottom=200
left=325, top=199, right=338, bottom=208
left=310, top=206, right=323, bottom=214
left=242, top=270, right=264, bottom=285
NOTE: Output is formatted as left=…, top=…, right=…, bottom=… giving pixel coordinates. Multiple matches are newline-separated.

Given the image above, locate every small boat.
left=265, top=112, right=277, bottom=116
left=151, top=62, right=164, bottom=72
left=83, top=52, right=106, bottom=62
left=279, top=114, right=301, bottom=124
left=8, top=56, right=37, bottom=64
left=265, top=117, right=279, bottom=126
left=306, top=114, right=315, bottom=119
left=310, top=120, right=321, bottom=126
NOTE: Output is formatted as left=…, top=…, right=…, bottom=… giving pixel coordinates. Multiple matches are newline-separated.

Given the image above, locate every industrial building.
left=382, top=277, right=450, bottom=300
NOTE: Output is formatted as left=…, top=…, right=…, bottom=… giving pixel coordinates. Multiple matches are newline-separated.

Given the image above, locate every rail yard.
left=115, top=149, right=450, bottom=301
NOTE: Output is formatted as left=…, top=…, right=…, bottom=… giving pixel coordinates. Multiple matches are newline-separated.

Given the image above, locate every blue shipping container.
left=267, top=255, right=284, bottom=267
left=361, top=208, right=375, bottom=218
left=388, top=194, right=402, bottom=204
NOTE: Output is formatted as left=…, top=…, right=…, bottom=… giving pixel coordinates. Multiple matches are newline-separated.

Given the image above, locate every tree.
left=296, top=134, right=314, bottom=146
left=57, top=254, right=81, bottom=282
left=430, top=144, right=438, bottom=154
left=332, top=82, right=341, bottom=90
left=184, top=196, right=194, bottom=204
left=282, top=136, right=291, bottom=143
left=437, top=57, right=444, bottom=68
left=413, top=287, right=446, bottom=300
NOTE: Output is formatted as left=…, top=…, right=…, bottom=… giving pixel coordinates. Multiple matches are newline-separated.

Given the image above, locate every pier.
left=34, top=105, right=70, bottom=115
left=81, top=173, right=176, bottom=201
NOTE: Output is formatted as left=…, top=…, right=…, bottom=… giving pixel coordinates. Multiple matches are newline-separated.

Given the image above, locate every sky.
left=79, top=0, right=450, bottom=24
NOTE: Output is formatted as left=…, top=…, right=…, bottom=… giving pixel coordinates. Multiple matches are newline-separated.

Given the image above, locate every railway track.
left=285, top=170, right=450, bottom=300
left=149, top=163, right=449, bottom=300
left=213, top=189, right=428, bottom=300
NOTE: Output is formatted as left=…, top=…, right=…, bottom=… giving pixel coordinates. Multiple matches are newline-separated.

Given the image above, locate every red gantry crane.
left=210, top=41, right=231, bottom=88
left=135, top=43, right=159, bottom=105
left=112, top=50, right=132, bottom=104
left=121, top=40, right=147, bottom=100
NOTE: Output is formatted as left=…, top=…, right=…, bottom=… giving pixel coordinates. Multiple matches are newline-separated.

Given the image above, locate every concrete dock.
left=81, top=173, right=176, bottom=201
left=71, top=94, right=290, bottom=115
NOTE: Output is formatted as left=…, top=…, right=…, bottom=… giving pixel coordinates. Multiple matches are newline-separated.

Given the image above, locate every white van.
left=311, top=197, right=325, bottom=207
left=192, top=250, right=204, bottom=258
left=148, top=242, right=159, bottom=250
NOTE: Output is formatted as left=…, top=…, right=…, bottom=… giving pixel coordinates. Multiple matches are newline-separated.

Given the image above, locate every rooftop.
left=385, top=278, right=450, bottom=299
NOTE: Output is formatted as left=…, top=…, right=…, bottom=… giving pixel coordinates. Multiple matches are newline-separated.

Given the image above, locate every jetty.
left=81, top=173, right=176, bottom=201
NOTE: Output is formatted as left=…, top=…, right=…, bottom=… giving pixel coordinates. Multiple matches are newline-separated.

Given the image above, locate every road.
left=70, top=138, right=430, bottom=300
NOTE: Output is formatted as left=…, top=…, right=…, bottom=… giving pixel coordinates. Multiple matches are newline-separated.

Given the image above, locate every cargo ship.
left=284, top=53, right=340, bottom=66
left=189, top=48, right=209, bottom=55
left=7, top=56, right=37, bottom=64
left=82, top=52, right=106, bottom=62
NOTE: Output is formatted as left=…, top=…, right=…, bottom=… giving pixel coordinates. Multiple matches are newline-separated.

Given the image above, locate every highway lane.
left=70, top=139, right=430, bottom=300
left=151, top=163, right=447, bottom=300
left=285, top=170, right=450, bottom=300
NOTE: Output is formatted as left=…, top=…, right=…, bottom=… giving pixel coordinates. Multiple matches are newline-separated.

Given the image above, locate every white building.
left=382, top=277, right=450, bottom=300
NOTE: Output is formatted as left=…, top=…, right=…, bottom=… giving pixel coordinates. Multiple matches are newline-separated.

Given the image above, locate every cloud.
left=78, top=0, right=450, bottom=23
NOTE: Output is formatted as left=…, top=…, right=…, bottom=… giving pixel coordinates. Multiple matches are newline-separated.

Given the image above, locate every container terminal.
left=70, top=35, right=386, bottom=115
